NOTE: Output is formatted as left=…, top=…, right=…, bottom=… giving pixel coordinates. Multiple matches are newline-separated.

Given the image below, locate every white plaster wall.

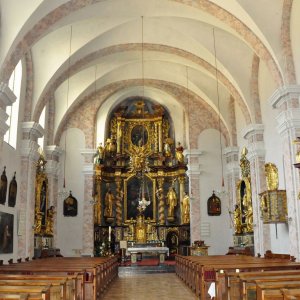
left=57, top=128, right=85, bottom=256
left=259, top=60, right=290, bottom=254
left=198, top=128, right=232, bottom=255
left=0, top=144, right=20, bottom=264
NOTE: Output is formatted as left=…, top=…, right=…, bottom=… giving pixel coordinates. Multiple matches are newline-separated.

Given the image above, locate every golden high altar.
left=93, top=99, right=190, bottom=256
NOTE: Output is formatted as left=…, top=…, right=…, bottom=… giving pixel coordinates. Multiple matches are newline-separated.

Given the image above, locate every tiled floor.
left=102, top=273, right=198, bottom=300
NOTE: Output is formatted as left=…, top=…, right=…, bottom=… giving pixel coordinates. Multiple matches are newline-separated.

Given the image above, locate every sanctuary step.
left=118, top=264, right=175, bottom=276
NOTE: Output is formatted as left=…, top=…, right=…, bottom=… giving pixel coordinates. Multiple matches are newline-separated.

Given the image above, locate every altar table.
left=127, top=246, right=169, bottom=264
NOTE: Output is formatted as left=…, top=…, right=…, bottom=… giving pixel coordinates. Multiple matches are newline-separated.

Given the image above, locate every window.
left=4, top=60, right=22, bottom=148
left=37, top=106, right=46, bottom=149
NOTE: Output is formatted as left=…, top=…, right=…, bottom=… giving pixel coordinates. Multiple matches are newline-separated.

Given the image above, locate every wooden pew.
left=175, top=254, right=300, bottom=300
left=0, top=256, right=118, bottom=300
left=0, top=286, right=51, bottom=300
left=0, top=294, right=29, bottom=300
left=0, top=280, right=66, bottom=300
left=227, top=270, right=300, bottom=300
left=281, top=288, right=300, bottom=300
left=256, top=282, right=300, bottom=300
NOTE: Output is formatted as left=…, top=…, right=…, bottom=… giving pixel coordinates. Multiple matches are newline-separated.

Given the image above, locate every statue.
left=175, top=142, right=184, bottom=164
left=167, top=185, right=177, bottom=221
left=181, top=192, right=190, bottom=224
left=164, top=139, right=172, bottom=158
left=233, top=204, right=242, bottom=234
left=240, top=147, right=250, bottom=178
left=94, top=143, right=105, bottom=165
left=265, top=163, right=279, bottom=191
left=34, top=211, right=43, bottom=235
left=244, top=203, right=253, bottom=233
left=45, top=206, right=55, bottom=236
left=104, top=138, right=116, bottom=156
left=104, top=187, right=114, bottom=219
left=128, top=218, right=136, bottom=240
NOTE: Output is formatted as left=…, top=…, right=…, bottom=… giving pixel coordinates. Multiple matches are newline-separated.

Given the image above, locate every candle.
left=108, top=226, right=111, bottom=242
left=236, top=269, right=240, bottom=273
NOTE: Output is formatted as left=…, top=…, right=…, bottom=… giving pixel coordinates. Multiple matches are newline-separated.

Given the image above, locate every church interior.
left=1, top=1, right=300, bottom=299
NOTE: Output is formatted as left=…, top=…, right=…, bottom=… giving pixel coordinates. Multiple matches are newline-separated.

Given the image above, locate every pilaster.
left=80, top=149, right=95, bottom=255
left=243, top=124, right=270, bottom=256
left=45, top=145, right=62, bottom=247
left=184, top=149, right=202, bottom=243
left=18, top=122, right=44, bottom=258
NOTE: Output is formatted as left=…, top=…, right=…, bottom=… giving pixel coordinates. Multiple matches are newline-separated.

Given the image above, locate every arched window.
left=38, top=106, right=46, bottom=149
left=4, top=60, right=22, bottom=148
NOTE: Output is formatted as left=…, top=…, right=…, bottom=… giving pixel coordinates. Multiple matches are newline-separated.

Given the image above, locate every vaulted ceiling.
left=0, top=0, right=299, bottom=147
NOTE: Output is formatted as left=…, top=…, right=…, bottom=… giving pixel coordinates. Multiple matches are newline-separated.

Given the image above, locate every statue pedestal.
left=105, top=217, right=114, bottom=224
left=167, top=216, right=175, bottom=223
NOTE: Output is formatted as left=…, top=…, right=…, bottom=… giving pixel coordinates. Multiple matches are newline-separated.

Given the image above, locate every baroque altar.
left=93, top=99, right=190, bottom=256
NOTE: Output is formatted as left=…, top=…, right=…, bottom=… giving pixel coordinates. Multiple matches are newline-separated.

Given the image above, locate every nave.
left=102, top=274, right=197, bottom=300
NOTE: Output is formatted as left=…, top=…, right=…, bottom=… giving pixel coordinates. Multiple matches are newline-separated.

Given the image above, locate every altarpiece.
left=93, top=99, right=190, bottom=256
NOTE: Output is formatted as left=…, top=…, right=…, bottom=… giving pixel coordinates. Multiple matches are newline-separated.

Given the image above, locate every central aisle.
left=102, top=273, right=198, bottom=300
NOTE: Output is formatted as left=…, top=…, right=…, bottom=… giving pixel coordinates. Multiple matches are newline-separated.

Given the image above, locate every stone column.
left=45, top=145, right=61, bottom=247
left=81, top=149, right=95, bottom=256
left=270, top=85, right=300, bottom=259
left=184, top=149, right=202, bottom=243
left=19, top=122, right=44, bottom=258
left=224, top=147, right=240, bottom=217
left=242, top=124, right=270, bottom=256
left=0, top=83, right=16, bottom=164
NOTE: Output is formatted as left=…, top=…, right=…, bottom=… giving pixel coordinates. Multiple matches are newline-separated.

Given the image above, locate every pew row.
left=175, top=254, right=300, bottom=300
left=0, top=256, right=118, bottom=300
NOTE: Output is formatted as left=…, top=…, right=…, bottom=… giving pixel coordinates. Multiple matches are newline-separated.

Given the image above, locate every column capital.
left=183, top=149, right=203, bottom=158
left=45, top=160, right=60, bottom=176
left=22, top=122, right=44, bottom=141
left=44, top=145, right=62, bottom=162
left=269, top=85, right=300, bottom=109
left=247, top=142, right=265, bottom=160
left=20, top=140, right=40, bottom=162
left=80, top=149, right=95, bottom=175
left=0, top=82, right=16, bottom=107
left=276, top=108, right=300, bottom=136
left=242, top=123, right=264, bottom=141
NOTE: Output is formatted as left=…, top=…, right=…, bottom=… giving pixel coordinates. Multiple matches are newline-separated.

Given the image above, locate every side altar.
left=93, top=100, right=191, bottom=256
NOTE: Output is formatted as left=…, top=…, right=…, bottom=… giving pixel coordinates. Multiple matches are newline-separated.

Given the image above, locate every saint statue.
left=167, top=186, right=177, bottom=220
left=104, top=188, right=114, bottom=219
left=164, top=140, right=172, bottom=158
left=244, top=203, right=253, bottom=233
left=265, top=163, right=279, bottom=191
left=94, top=143, right=105, bottom=165
left=45, top=206, right=55, bottom=236
left=175, top=142, right=185, bottom=164
left=233, top=204, right=242, bottom=234
left=181, top=192, right=190, bottom=224
left=34, top=211, right=43, bottom=235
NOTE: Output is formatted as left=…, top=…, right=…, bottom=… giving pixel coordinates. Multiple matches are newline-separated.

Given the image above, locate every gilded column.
left=242, top=124, right=270, bottom=256
left=19, top=122, right=44, bottom=258
left=81, top=149, right=95, bottom=256
left=93, top=167, right=102, bottom=225
left=157, top=177, right=165, bottom=225
left=158, top=121, right=162, bottom=153
left=270, top=85, right=300, bottom=259
left=116, top=120, right=122, bottom=154
left=115, top=176, right=123, bottom=226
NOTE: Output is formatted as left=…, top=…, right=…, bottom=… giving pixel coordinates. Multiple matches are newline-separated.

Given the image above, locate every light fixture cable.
left=213, top=28, right=225, bottom=188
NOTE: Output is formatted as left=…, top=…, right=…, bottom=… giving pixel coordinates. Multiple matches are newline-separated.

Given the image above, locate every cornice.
left=22, top=121, right=44, bottom=139
left=276, top=108, right=300, bottom=136
left=0, top=82, right=16, bottom=107
left=242, top=124, right=264, bottom=140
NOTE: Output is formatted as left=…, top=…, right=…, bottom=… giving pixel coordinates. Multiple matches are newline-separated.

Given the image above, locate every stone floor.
left=102, top=273, right=199, bottom=300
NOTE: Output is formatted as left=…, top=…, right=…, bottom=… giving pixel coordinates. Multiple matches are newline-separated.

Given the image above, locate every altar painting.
left=0, top=212, right=14, bottom=254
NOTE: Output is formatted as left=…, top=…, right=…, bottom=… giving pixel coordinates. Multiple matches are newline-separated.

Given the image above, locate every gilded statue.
left=240, top=147, right=250, bottom=178
left=164, top=140, right=172, bottom=157
left=104, top=188, right=114, bottom=219
left=265, top=163, right=279, bottom=191
left=167, top=186, right=177, bottom=221
left=244, top=203, right=253, bottom=233
left=105, top=138, right=116, bottom=155
left=233, top=204, right=242, bottom=234
left=34, top=211, right=43, bottom=235
left=45, top=206, right=55, bottom=236
left=94, top=143, right=105, bottom=165
left=175, top=142, right=184, bottom=164
left=181, top=192, right=190, bottom=224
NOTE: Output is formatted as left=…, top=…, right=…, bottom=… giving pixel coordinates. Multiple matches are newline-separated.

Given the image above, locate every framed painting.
left=8, top=172, right=17, bottom=207
left=0, top=167, right=7, bottom=205
left=0, top=211, right=14, bottom=253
